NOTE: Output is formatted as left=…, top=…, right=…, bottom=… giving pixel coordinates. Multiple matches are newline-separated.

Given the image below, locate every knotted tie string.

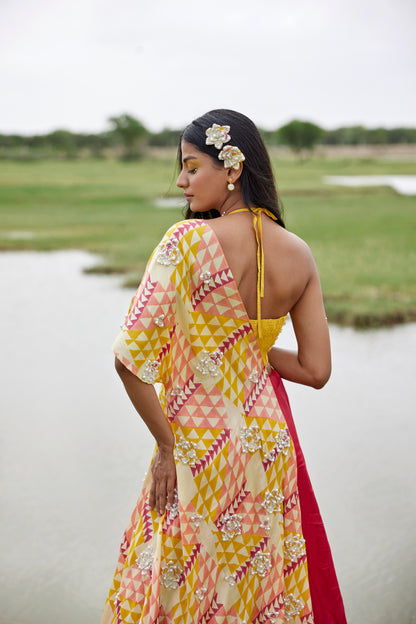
left=228, top=207, right=278, bottom=339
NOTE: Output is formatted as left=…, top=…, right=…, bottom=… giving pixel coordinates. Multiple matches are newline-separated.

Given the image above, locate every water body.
left=324, top=174, right=416, bottom=195
left=0, top=251, right=415, bottom=624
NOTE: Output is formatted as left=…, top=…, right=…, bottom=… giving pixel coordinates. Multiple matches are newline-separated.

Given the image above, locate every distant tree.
left=45, top=130, right=78, bottom=158
left=108, top=114, right=148, bottom=160
left=148, top=128, right=181, bottom=148
left=278, top=120, right=324, bottom=156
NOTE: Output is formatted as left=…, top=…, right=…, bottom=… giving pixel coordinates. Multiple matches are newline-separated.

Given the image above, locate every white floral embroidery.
left=250, top=550, right=272, bottom=578
left=160, top=561, right=182, bottom=589
left=263, top=443, right=276, bottom=462
left=262, top=488, right=284, bottom=514
left=275, top=427, right=291, bottom=455
left=248, top=369, right=259, bottom=383
left=284, top=535, right=306, bottom=562
left=259, top=517, right=271, bottom=532
left=224, top=573, right=237, bottom=586
left=169, top=385, right=184, bottom=399
left=141, top=359, right=160, bottom=384
left=205, top=124, right=231, bottom=149
left=200, top=270, right=213, bottom=284
left=220, top=513, right=243, bottom=541
left=135, top=546, right=154, bottom=575
left=269, top=611, right=279, bottom=623
left=284, top=594, right=304, bottom=621
left=174, top=435, right=197, bottom=466
left=195, top=586, right=207, bottom=600
left=196, top=350, right=223, bottom=377
left=190, top=513, right=203, bottom=525
left=166, top=489, right=179, bottom=520
left=218, top=145, right=245, bottom=170
left=157, top=237, right=180, bottom=266
left=155, top=313, right=165, bottom=327
left=240, top=423, right=262, bottom=453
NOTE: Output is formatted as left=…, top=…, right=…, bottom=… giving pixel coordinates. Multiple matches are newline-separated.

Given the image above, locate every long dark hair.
left=178, top=109, right=285, bottom=227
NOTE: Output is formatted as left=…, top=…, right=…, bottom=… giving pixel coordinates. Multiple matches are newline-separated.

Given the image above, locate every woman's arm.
left=268, top=264, right=331, bottom=389
left=115, top=357, right=176, bottom=515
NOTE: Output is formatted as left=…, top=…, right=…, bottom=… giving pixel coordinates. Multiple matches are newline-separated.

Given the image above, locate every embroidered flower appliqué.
left=224, top=573, right=237, bottom=586
left=268, top=611, right=279, bottom=623
left=196, top=350, right=223, bottom=377
left=155, top=314, right=165, bottom=327
left=190, top=513, right=203, bottom=525
left=284, top=594, right=304, bottom=621
left=284, top=535, right=306, bottom=562
left=275, top=427, right=291, bottom=455
left=135, top=546, right=154, bottom=575
left=166, top=488, right=179, bottom=520
left=240, top=423, right=262, bottom=453
left=160, top=561, right=182, bottom=590
left=262, top=488, right=284, bottom=514
left=250, top=550, right=272, bottom=578
left=248, top=369, right=259, bottom=383
left=141, top=359, right=160, bottom=384
left=174, top=435, right=197, bottom=466
left=157, top=237, right=180, bottom=266
left=220, top=513, right=243, bottom=541
left=195, top=586, right=207, bottom=600
left=169, top=385, right=184, bottom=400
left=200, top=270, right=213, bottom=284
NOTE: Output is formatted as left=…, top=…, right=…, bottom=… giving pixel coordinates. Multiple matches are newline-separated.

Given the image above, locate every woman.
left=101, top=110, right=346, bottom=623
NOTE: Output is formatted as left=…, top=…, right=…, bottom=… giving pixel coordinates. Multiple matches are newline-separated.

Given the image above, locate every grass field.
left=0, top=154, right=415, bottom=327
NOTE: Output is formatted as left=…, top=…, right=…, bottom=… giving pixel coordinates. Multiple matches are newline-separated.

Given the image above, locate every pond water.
left=0, top=251, right=415, bottom=624
left=323, top=174, right=416, bottom=195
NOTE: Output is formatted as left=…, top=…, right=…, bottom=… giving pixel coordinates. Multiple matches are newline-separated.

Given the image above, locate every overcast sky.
left=1, top=0, right=415, bottom=134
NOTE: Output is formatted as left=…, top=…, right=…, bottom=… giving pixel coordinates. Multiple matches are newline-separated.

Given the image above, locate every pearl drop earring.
left=227, top=178, right=235, bottom=191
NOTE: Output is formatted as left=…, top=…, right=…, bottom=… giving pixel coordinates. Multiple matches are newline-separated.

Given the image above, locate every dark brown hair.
left=178, top=109, right=285, bottom=227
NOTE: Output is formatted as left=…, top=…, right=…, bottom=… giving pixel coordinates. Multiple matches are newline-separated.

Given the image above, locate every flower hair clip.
left=205, top=124, right=230, bottom=149
left=218, top=145, right=245, bottom=170
left=205, top=123, right=245, bottom=170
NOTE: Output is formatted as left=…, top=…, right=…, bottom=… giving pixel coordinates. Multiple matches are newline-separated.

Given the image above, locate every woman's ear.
left=227, top=162, right=243, bottom=185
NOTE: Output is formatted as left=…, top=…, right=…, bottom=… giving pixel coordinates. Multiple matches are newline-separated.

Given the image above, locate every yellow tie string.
left=226, top=207, right=277, bottom=340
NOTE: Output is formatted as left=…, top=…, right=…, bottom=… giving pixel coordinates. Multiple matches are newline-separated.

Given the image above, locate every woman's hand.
left=149, top=446, right=177, bottom=516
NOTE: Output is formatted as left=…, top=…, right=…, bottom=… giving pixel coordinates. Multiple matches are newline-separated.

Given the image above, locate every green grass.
left=0, top=155, right=415, bottom=327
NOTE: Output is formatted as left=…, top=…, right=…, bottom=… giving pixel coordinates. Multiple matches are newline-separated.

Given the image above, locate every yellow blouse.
left=250, top=316, right=287, bottom=364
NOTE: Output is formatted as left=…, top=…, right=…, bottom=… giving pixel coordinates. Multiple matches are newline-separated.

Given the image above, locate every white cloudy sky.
left=1, top=0, right=415, bottom=134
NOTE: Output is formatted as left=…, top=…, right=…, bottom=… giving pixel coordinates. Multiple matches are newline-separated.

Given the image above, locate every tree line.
left=1, top=114, right=415, bottom=161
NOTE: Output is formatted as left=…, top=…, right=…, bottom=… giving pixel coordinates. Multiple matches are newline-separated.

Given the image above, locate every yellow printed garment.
left=101, top=220, right=313, bottom=624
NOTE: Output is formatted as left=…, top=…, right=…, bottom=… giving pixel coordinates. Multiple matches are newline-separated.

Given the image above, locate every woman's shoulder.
left=163, top=218, right=207, bottom=241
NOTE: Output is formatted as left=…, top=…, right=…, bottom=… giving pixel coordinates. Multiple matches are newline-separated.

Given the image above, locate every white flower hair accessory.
left=218, top=145, right=245, bottom=170
left=205, top=124, right=231, bottom=149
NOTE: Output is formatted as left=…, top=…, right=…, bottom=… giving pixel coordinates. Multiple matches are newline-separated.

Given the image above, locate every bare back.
left=207, top=211, right=314, bottom=319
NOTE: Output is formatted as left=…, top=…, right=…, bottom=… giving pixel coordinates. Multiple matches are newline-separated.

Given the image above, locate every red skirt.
left=270, top=370, right=347, bottom=624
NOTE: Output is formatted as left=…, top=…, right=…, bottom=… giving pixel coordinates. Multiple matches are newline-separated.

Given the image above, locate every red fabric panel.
left=270, top=370, right=347, bottom=624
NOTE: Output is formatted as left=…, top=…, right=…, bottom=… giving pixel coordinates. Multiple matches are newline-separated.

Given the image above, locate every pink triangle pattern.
left=197, top=593, right=224, bottom=624
left=191, top=429, right=230, bottom=477
left=251, top=592, right=284, bottom=624
left=243, top=369, right=268, bottom=414
left=284, top=553, right=308, bottom=578
left=219, top=323, right=252, bottom=355
left=215, top=483, right=250, bottom=526
left=191, top=268, right=234, bottom=308
left=167, top=376, right=200, bottom=421
left=178, top=543, right=201, bottom=587
left=125, top=278, right=158, bottom=329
